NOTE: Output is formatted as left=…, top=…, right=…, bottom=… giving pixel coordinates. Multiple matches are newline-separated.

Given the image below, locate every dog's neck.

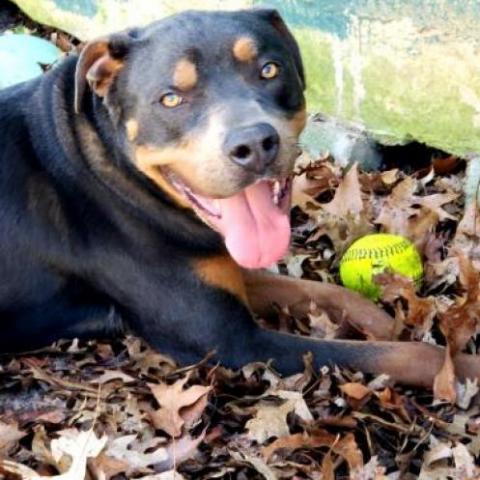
left=31, top=57, right=224, bottom=255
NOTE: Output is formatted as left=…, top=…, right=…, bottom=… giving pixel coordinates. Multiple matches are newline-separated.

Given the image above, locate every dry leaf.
left=321, top=451, right=335, bottom=480
left=262, top=430, right=363, bottom=471
left=322, top=163, right=364, bottom=217
left=350, top=456, right=388, bottom=480
left=245, top=401, right=293, bottom=443
left=266, top=389, right=313, bottom=422
left=455, top=378, right=479, bottom=410
left=148, top=374, right=211, bottom=437
left=438, top=254, right=480, bottom=355
left=89, top=370, right=135, bottom=384
left=433, top=346, right=457, bottom=403
left=231, top=452, right=277, bottom=480
left=136, top=472, right=186, bottom=480
left=340, top=383, right=372, bottom=401
left=106, top=435, right=168, bottom=473
left=3, top=429, right=107, bottom=480
left=0, top=421, right=26, bottom=455
left=89, top=452, right=129, bottom=480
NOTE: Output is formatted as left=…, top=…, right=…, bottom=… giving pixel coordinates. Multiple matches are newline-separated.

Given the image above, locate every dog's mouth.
left=163, top=169, right=292, bottom=269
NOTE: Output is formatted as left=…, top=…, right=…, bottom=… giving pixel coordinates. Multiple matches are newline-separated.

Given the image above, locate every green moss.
left=340, top=66, right=355, bottom=120
left=360, top=55, right=480, bottom=155
left=294, top=28, right=337, bottom=115
left=13, top=0, right=97, bottom=40
left=294, top=24, right=480, bottom=155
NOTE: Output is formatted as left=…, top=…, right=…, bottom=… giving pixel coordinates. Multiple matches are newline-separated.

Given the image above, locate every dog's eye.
left=160, top=92, right=183, bottom=108
left=260, top=62, right=279, bottom=80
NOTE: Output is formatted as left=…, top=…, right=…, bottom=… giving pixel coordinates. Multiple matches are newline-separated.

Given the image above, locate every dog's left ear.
left=74, top=34, right=130, bottom=113
left=254, top=8, right=305, bottom=90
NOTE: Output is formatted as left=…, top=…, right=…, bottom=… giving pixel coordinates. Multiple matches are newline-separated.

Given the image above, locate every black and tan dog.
left=0, top=9, right=478, bottom=386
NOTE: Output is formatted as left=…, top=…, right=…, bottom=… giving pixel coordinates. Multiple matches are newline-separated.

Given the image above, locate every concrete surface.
left=9, top=0, right=480, bottom=158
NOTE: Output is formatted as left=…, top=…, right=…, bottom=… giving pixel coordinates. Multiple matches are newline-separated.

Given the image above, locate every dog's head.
left=75, top=9, right=306, bottom=268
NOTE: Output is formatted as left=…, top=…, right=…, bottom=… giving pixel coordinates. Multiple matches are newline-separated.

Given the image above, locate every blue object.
left=0, top=34, right=62, bottom=89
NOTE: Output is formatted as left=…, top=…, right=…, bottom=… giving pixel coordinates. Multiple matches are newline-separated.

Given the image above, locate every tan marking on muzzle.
left=233, top=37, right=258, bottom=62
left=126, top=119, right=139, bottom=142
left=195, top=254, right=249, bottom=305
left=173, top=58, right=198, bottom=91
left=135, top=145, right=191, bottom=208
left=290, top=108, right=307, bottom=136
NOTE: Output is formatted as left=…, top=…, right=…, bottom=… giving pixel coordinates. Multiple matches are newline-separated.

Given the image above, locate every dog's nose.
left=224, top=123, right=280, bottom=174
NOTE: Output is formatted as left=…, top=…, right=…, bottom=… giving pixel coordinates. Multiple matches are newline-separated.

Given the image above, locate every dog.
left=0, top=9, right=478, bottom=386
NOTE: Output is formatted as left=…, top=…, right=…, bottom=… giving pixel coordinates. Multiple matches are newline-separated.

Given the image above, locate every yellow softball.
left=339, top=234, right=423, bottom=300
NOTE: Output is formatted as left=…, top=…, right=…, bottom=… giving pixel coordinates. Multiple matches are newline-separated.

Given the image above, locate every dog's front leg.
left=0, top=301, right=124, bottom=353
left=242, top=270, right=480, bottom=387
left=243, top=269, right=395, bottom=340
left=130, top=280, right=480, bottom=387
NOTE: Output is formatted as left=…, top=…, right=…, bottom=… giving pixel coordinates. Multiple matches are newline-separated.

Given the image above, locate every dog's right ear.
left=74, top=34, right=130, bottom=113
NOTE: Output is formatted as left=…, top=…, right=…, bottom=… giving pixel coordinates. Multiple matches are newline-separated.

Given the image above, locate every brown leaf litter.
left=1, top=156, right=480, bottom=478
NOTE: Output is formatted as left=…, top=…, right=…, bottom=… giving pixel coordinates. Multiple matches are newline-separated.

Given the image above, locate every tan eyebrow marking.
left=232, top=37, right=258, bottom=62
left=173, top=58, right=198, bottom=91
left=125, top=119, right=139, bottom=142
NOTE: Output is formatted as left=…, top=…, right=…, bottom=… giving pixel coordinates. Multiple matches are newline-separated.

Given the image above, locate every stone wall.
left=12, top=0, right=480, bottom=156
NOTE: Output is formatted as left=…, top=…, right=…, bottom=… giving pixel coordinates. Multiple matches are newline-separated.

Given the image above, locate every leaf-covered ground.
left=0, top=152, right=479, bottom=480
left=1, top=4, right=480, bottom=478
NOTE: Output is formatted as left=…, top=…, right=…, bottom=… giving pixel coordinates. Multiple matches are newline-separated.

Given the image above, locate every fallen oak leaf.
left=455, top=378, right=479, bottom=410
left=262, top=431, right=363, bottom=472
left=322, top=163, right=364, bottom=217
left=0, top=460, right=40, bottom=480
left=374, top=388, right=411, bottom=423
left=321, top=450, right=335, bottom=480
left=154, top=429, right=206, bottom=472
left=180, top=391, right=210, bottom=431
left=308, top=163, right=374, bottom=253
left=422, top=436, right=454, bottom=469
left=292, top=158, right=336, bottom=211
left=438, top=254, right=480, bottom=354
left=88, top=452, right=129, bottom=480
left=262, top=431, right=335, bottom=460
left=375, top=176, right=418, bottom=236
left=333, top=432, right=364, bottom=471
left=32, top=425, right=57, bottom=469
left=340, top=382, right=372, bottom=401
left=230, top=451, right=277, bottom=480
left=51, top=428, right=107, bottom=474
left=416, top=192, right=458, bottom=221
left=26, top=361, right=98, bottom=395
left=377, top=272, right=436, bottom=337
left=136, top=472, right=186, bottom=480
left=350, top=456, right=388, bottom=480
left=126, top=337, right=177, bottom=376
left=268, top=389, right=314, bottom=422
left=375, top=176, right=457, bottom=246
left=148, top=374, right=211, bottom=437
left=2, top=428, right=107, bottom=480
left=433, top=345, right=457, bottom=403
left=105, top=435, right=168, bottom=474
left=452, top=442, right=478, bottom=479
left=245, top=400, right=293, bottom=444
left=453, top=202, right=480, bottom=269
left=101, top=430, right=205, bottom=477
left=0, top=421, right=26, bottom=455
left=89, top=370, right=136, bottom=385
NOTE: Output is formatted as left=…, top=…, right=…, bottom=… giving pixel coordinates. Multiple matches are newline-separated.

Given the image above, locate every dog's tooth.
left=273, top=180, right=281, bottom=196
left=273, top=191, right=280, bottom=206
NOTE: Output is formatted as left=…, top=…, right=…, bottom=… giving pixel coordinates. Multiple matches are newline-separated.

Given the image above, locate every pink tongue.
left=216, top=181, right=291, bottom=269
